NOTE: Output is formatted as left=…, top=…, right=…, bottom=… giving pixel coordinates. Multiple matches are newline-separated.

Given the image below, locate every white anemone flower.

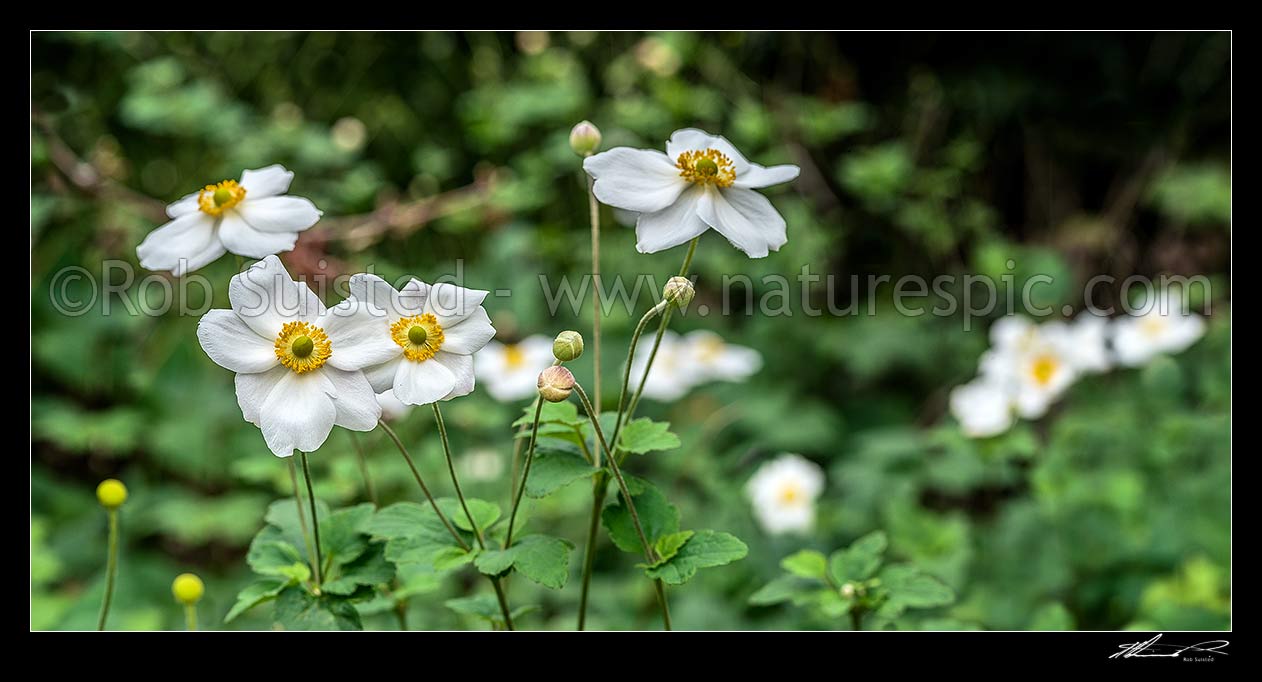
left=196, top=256, right=397, bottom=457
left=349, top=274, right=496, bottom=406
left=474, top=335, right=557, bottom=402
left=982, top=331, right=1077, bottom=419
left=1043, top=314, right=1113, bottom=374
left=375, top=388, right=412, bottom=421
left=138, top=165, right=322, bottom=276
left=583, top=128, right=800, bottom=258
left=459, top=448, right=505, bottom=482
left=682, top=330, right=763, bottom=383
left=948, top=379, right=1015, bottom=438
left=629, top=330, right=701, bottom=401
left=1112, top=289, right=1207, bottom=367
left=745, top=454, right=825, bottom=535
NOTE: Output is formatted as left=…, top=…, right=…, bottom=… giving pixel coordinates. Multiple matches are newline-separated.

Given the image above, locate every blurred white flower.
left=948, top=379, right=1014, bottom=438
left=460, top=448, right=505, bottom=482
left=375, top=388, right=411, bottom=421
left=196, top=256, right=396, bottom=457
left=746, top=454, right=825, bottom=535
left=980, top=324, right=1077, bottom=419
left=583, top=128, right=800, bottom=258
left=349, top=274, right=496, bottom=406
left=137, top=165, right=322, bottom=276
left=1112, top=290, right=1206, bottom=367
left=474, top=335, right=556, bottom=402
left=683, top=330, right=763, bottom=383
left=1043, top=314, right=1113, bottom=374
left=629, top=330, right=700, bottom=401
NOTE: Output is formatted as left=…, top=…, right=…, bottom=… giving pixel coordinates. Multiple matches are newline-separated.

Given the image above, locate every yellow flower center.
left=696, top=336, right=725, bottom=363
left=504, top=344, right=526, bottom=370
left=777, top=483, right=802, bottom=505
left=391, top=313, right=445, bottom=362
left=198, top=179, right=247, bottom=216
left=1029, top=353, right=1059, bottom=387
left=275, top=321, right=331, bottom=373
left=1141, top=316, right=1168, bottom=338
left=676, top=148, right=736, bottom=188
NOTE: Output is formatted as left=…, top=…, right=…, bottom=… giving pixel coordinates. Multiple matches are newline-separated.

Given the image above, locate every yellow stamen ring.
left=275, top=321, right=331, bottom=373
left=1030, top=354, right=1059, bottom=387
left=198, top=179, right=247, bottom=216
left=676, top=148, right=736, bottom=188
left=391, top=313, right=445, bottom=362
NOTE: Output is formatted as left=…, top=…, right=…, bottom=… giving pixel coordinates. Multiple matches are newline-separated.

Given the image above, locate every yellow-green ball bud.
left=569, top=120, right=602, bottom=157
left=663, top=276, right=695, bottom=309
left=537, top=366, right=576, bottom=403
left=172, top=573, right=205, bottom=605
left=96, top=479, right=128, bottom=509
left=552, top=330, right=584, bottom=362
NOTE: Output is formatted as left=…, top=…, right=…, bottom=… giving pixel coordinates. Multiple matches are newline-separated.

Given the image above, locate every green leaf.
left=601, top=483, right=679, bottom=554
left=265, top=498, right=330, bottom=555
left=829, top=531, right=887, bottom=584
left=319, top=503, right=375, bottom=567
left=880, top=564, right=955, bottom=609
left=224, top=577, right=289, bottom=623
left=652, top=531, right=695, bottom=565
left=617, top=418, right=681, bottom=454
left=524, top=443, right=597, bottom=498
left=370, top=502, right=473, bottom=570
left=321, top=544, right=394, bottom=596
left=432, top=546, right=477, bottom=571
left=246, top=526, right=307, bottom=578
left=473, top=535, right=574, bottom=589
left=473, top=548, right=516, bottom=576
left=781, top=550, right=828, bottom=579
left=514, top=401, right=583, bottom=428
left=445, top=594, right=539, bottom=625
left=749, top=575, right=810, bottom=606
left=273, top=586, right=362, bottom=631
left=644, top=530, right=748, bottom=585
left=450, top=499, right=501, bottom=534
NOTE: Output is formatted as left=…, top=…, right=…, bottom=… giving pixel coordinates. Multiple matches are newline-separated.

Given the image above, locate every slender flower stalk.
left=185, top=604, right=198, bottom=631
left=299, top=452, right=324, bottom=590
left=613, top=299, right=670, bottom=438
left=624, top=237, right=700, bottom=430
left=95, top=479, right=127, bottom=631
left=572, top=382, right=672, bottom=630
left=377, top=420, right=467, bottom=550
left=172, top=573, right=204, bottom=631
left=576, top=472, right=608, bottom=630
left=348, top=431, right=377, bottom=506
left=286, top=459, right=318, bottom=587
left=505, top=400, right=544, bottom=548
left=588, top=174, right=603, bottom=419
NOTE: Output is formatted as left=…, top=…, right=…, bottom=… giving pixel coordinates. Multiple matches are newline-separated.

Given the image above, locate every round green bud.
left=662, top=276, right=695, bottom=309
left=408, top=325, right=428, bottom=346
left=172, top=573, right=205, bottom=605
left=693, top=157, right=719, bottom=176
left=291, top=335, right=315, bottom=358
left=552, top=330, right=585, bottom=362
left=569, top=120, right=602, bottom=157
left=96, top=479, right=128, bottom=509
left=537, top=366, right=576, bottom=403
left=213, top=187, right=233, bottom=206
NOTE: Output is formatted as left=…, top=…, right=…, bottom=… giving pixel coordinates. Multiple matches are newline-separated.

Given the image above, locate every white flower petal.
left=376, top=388, right=411, bottom=421
left=229, top=255, right=327, bottom=338
left=349, top=273, right=408, bottom=320
left=166, top=191, right=201, bottom=218
left=423, top=282, right=490, bottom=328
left=259, top=370, right=338, bottom=457
left=584, top=147, right=689, bottom=213
left=634, top=185, right=710, bottom=254
left=325, top=367, right=381, bottom=431
left=219, top=212, right=300, bottom=259
left=318, top=299, right=399, bottom=371
left=235, top=366, right=288, bottom=426
left=239, top=165, right=295, bottom=198
left=665, top=128, right=750, bottom=174
left=136, top=212, right=221, bottom=276
left=365, top=358, right=403, bottom=393
left=436, top=352, right=475, bottom=400
left=237, top=196, right=322, bottom=233
left=197, top=309, right=279, bottom=373
left=699, top=187, right=787, bottom=258
left=734, top=163, right=800, bottom=189
left=397, top=278, right=431, bottom=315
left=393, top=358, right=457, bottom=406
left=949, top=380, right=1014, bottom=438
left=439, top=307, right=495, bottom=355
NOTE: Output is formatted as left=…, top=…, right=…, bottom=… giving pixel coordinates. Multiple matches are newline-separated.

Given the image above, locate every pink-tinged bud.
left=569, top=120, right=602, bottom=157
left=537, top=365, right=576, bottom=403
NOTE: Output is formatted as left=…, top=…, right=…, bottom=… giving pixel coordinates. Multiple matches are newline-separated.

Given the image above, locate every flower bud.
left=537, top=365, right=576, bottom=403
left=662, top=276, right=695, bottom=309
left=96, top=479, right=128, bottom=510
left=172, top=573, right=205, bottom=605
left=553, top=330, right=585, bottom=362
left=840, top=582, right=857, bottom=599
left=569, top=120, right=602, bottom=156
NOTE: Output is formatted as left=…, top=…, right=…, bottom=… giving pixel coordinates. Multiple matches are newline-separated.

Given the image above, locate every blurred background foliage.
left=31, top=31, right=1230, bottom=630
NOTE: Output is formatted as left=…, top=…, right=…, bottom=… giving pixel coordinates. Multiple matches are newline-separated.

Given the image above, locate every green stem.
left=505, top=399, right=544, bottom=548
left=286, top=458, right=318, bottom=586
left=588, top=173, right=603, bottom=419
left=299, top=452, right=324, bottom=590
left=611, top=299, right=669, bottom=448
left=573, top=382, right=672, bottom=630
left=96, top=509, right=119, bottom=631
left=349, top=431, right=377, bottom=506
left=576, top=473, right=608, bottom=631
left=184, top=603, right=198, bottom=631
left=394, top=599, right=409, bottom=631
left=624, top=236, right=699, bottom=426
left=850, top=609, right=862, bottom=631
left=377, top=420, right=468, bottom=551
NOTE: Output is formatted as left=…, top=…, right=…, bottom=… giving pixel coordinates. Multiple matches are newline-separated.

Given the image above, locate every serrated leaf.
left=652, top=531, right=695, bottom=565
left=246, top=527, right=306, bottom=576
left=224, top=577, right=290, bottom=623
left=321, top=544, right=394, bottom=596
left=371, top=502, right=473, bottom=570
left=319, top=503, right=375, bottom=567
left=601, top=483, right=679, bottom=554
left=473, top=548, right=516, bottom=576
left=617, top=418, right=681, bottom=454
left=433, top=546, right=477, bottom=571
left=265, top=499, right=330, bottom=554
left=514, top=401, right=583, bottom=428
left=445, top=594, right=539, bottom=625
left=829, top=531, right=887, bottom=584
left=524, top=443, right=597, bottom=498
left=474, top=535, right=574, bottom=589
left=781, top=550, right=828, bottom=579
left=450, top=499, right=501, bottom=534
left=273, top=586, right=362, bottom=631
left=749, top=575, right=814, bottom=606
left=644, top=530, right=748, bottom=585
left=880, top=564, right=955, bottom=609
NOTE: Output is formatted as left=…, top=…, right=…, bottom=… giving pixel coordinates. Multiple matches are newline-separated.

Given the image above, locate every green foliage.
left=475, top=535, right=574, bottom=589
left=617, top=418, right=682, bottom=454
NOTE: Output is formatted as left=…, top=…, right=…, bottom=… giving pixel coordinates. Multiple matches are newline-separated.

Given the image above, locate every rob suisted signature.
left=1110, top=634, right=1229, bottom=660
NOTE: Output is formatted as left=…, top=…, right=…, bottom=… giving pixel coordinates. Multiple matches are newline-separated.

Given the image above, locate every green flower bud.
left=569, top=120, right=602, bottom=157
left=552, top=330, right=585, bottom=362
left=537, top=365, right=576, bottom=403
left=96, top=479, right=128, bottom=510
left=662, top=276, right=695, bottom=309
left=172, top=573, right=205, bottom=605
